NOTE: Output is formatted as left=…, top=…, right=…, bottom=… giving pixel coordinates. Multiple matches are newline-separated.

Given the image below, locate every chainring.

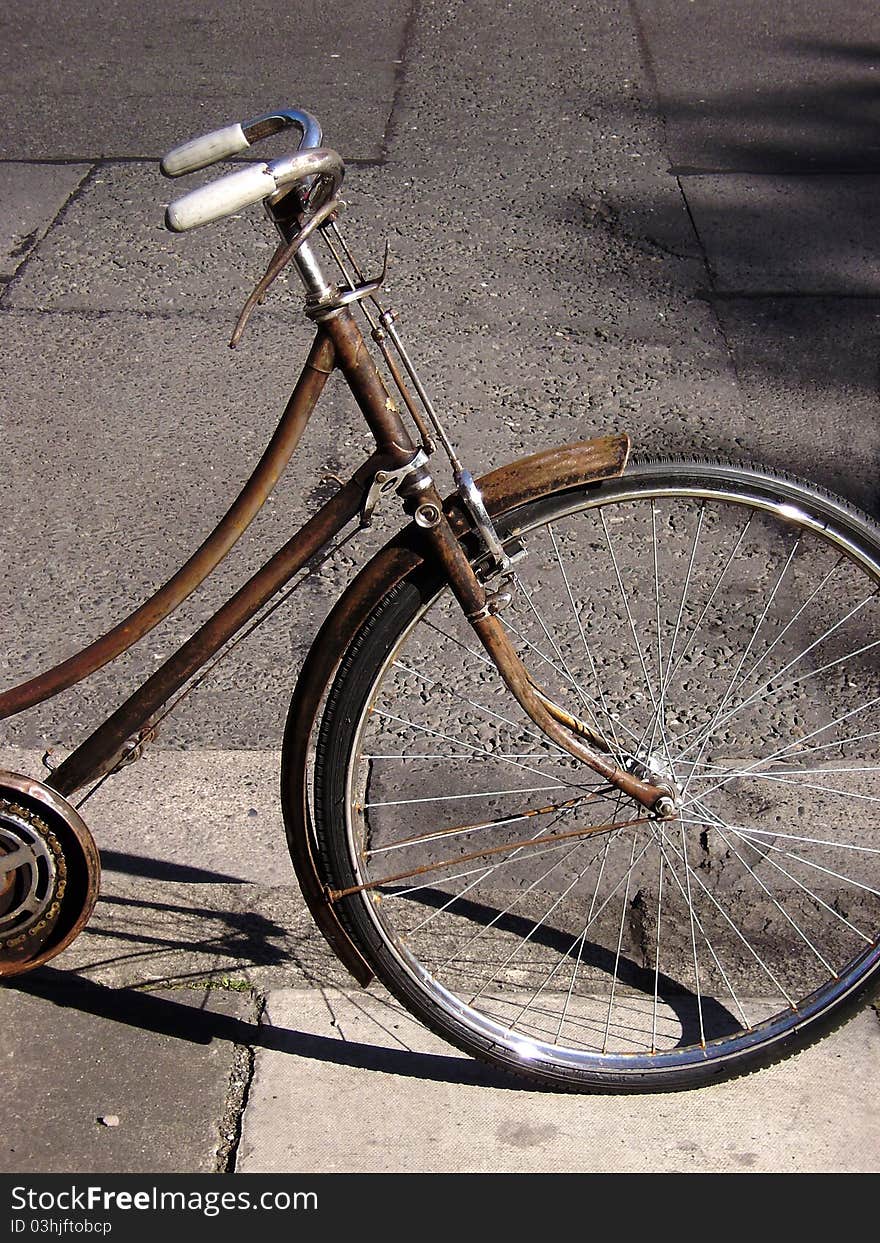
left=0, top=770, right=100, bottom=978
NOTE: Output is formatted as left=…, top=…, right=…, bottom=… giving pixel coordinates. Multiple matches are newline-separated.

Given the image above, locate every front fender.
left=280, top=433, right=630, bottom=984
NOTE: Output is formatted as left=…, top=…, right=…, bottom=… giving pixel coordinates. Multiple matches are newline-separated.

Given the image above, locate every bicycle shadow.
left=8, top=966, right=521, bottom=1090
left=6, top=855, right=743, bottom=1091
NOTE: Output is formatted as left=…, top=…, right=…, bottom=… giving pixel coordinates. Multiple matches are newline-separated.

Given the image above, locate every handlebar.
left=161, top=107, right=342, bottom=233
left=160, top=107, right=322, bottom=178
left=164, top=147, right=344, bottom=232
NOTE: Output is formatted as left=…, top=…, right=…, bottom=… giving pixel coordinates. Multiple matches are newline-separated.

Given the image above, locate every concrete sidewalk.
left=3, top=749, right=879, bottom=1175
left=2, top=0, right=880, bottom=1176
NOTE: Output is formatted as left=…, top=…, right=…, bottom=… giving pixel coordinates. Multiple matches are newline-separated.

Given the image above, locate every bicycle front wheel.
left=312, top=458, right=880, bottom=1090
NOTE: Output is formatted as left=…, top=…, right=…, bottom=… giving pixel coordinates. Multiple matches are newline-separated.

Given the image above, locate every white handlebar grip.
left=160, top=123, right=250, bottom=177
left=165, top=163, right=278, bottom=232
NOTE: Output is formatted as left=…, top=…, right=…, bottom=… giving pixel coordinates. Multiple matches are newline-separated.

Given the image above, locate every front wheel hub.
left=652, top=793, right=678, bottom=820
left=625, top=752, right=680, bottom=819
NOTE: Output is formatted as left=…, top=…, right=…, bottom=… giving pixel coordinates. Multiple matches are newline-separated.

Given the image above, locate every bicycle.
left=1, top=107, right=879, bottom=1092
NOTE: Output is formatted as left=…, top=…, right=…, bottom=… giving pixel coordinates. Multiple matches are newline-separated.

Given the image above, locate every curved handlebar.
left=160, top=107, right=322, bottom=178
left=161, top=106, right=341, bottom=233
left=164, top=146, right=344, bottom=232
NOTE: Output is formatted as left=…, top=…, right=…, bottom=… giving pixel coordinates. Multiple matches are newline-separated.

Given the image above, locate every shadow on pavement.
left=10, top=966, right=522, bottom=1090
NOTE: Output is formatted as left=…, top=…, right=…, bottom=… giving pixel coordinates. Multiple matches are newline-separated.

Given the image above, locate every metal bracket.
left=361, top=449, right=430, bottom=527
left=305, top=242, right=390, bottom=322
left=455, top=469, right=518, bottom=572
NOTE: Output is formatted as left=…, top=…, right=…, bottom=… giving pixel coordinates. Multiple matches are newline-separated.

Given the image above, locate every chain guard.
left=0, top=770, right=100, bottom=978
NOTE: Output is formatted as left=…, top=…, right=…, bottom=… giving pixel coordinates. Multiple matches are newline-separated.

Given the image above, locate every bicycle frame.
left=6, top=109, right=880, bottom=1091
left=1, top=212, right=666, bottom=806
left=1, top=192, right=674, bottom=973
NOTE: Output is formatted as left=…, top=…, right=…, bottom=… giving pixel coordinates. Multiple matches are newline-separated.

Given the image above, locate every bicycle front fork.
left=286, top=227, right=675, bottom=819
left=398, top=470, right=677, bottom=818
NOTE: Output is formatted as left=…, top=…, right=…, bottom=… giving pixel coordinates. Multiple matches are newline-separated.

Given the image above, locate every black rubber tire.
left=309, top=458, right=880, bottom=1091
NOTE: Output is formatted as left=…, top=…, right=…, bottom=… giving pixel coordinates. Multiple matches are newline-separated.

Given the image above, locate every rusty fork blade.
left=327, top=815, right=645, bottom=901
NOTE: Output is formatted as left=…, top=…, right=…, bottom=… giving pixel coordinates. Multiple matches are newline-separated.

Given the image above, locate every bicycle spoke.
left=547, top=523, right=628, bottom=767
left=651, top=825, right=796, bottom=1006
left=363, top=782, right=565, bottom=810
left=391, top=658, right=588, bottom=771
left=636, top=499, right=675, bottom=769
left=649, top=820, right=751, bottom=1030
left=403, top=815, right=583, bottom=936
left=677, top=693, right=880, bottom=809
left=554, top=821, right=618, bottom=1044
left=602, top=832, right=641, bottom=1053
left=371, top=708, right=579, bottom=785
left=678, top=537, right=802, bottom=801
left=675, top=599, right=880, bottom=766
left=661, top=509, right=751, bottom=701
left=685, top=807, right=874, bottom=945
left=680, top=807, right=880, bottom=903
left=515, top=567, right=600, bottom=729
left=431, top=824, right=608, bottom=971
left=683, top=820, right=880, bottom=857
left=679, top=820, right=706, bottom=1045
left=482, top=828, right=657, bottom=1033
left=469, top=840, right=620, bottom=1011
left=599, top=507, right=662, bottom=716
left=651, top=845, right=665, bottom=1051
left=501, top=613, right=645, bottom=759
left=694, top=805, right=839, bottom=976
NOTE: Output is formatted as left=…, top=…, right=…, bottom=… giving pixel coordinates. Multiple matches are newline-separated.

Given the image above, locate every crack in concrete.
left=629, top=888, right=652, bottom=969
left=215, top=988, right=265, bottom=1174
left=0, top=159, right=97, bottom=307
left=380, top=0, right=421, bottom=162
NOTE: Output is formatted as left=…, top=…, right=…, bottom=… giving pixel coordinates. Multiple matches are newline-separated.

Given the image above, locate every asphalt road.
left=2, top=0, right=878, bottom=753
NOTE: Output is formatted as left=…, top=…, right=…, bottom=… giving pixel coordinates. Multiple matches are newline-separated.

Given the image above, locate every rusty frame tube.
left=0, top=331, right=337, bottom=720
left=47, top=459, right=382, bottom=799
left=312, top=320, right=664, bottom=800
left=38, top=304, right=422, bottom=800
left=320, top=308, right=420, bottom=460
left=413, top=487, right=668, bottom=812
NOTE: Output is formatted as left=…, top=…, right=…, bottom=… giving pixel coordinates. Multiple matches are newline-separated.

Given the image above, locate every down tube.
left=48, top=473, right=370, bottom=799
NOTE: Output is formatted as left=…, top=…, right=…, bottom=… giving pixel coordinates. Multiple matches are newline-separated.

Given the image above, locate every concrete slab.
left=1, top=981, right=253, bottom=1173
left=0, top=746, right=289, bottom=886
left=632, top=0, right=880, bottom=172
left=0, top=1, right=411, bottom=161
left=0, top=163, right=91, bottom=278
left=237, top=985, right=880, bottom=1173
left=682, top=174, right=880, bottom=294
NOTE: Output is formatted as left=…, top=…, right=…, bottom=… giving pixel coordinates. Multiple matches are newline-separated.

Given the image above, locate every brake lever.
left=229, top=196, right=342, bottom=348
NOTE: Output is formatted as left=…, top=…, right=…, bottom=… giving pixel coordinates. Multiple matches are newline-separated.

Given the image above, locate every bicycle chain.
left=0, top=798, right=67, bottom=952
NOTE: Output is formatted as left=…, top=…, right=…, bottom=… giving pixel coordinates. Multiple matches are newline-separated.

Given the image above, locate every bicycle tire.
left=308, top=458, right=880, bottom=1091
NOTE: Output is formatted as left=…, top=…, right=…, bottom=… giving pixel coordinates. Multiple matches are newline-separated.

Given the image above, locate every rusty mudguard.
left=280, top=433, right=630, bottom=984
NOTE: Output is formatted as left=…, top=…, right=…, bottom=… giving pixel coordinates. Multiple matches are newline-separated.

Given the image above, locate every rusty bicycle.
left=2, top=107, right=879, bottom=1091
